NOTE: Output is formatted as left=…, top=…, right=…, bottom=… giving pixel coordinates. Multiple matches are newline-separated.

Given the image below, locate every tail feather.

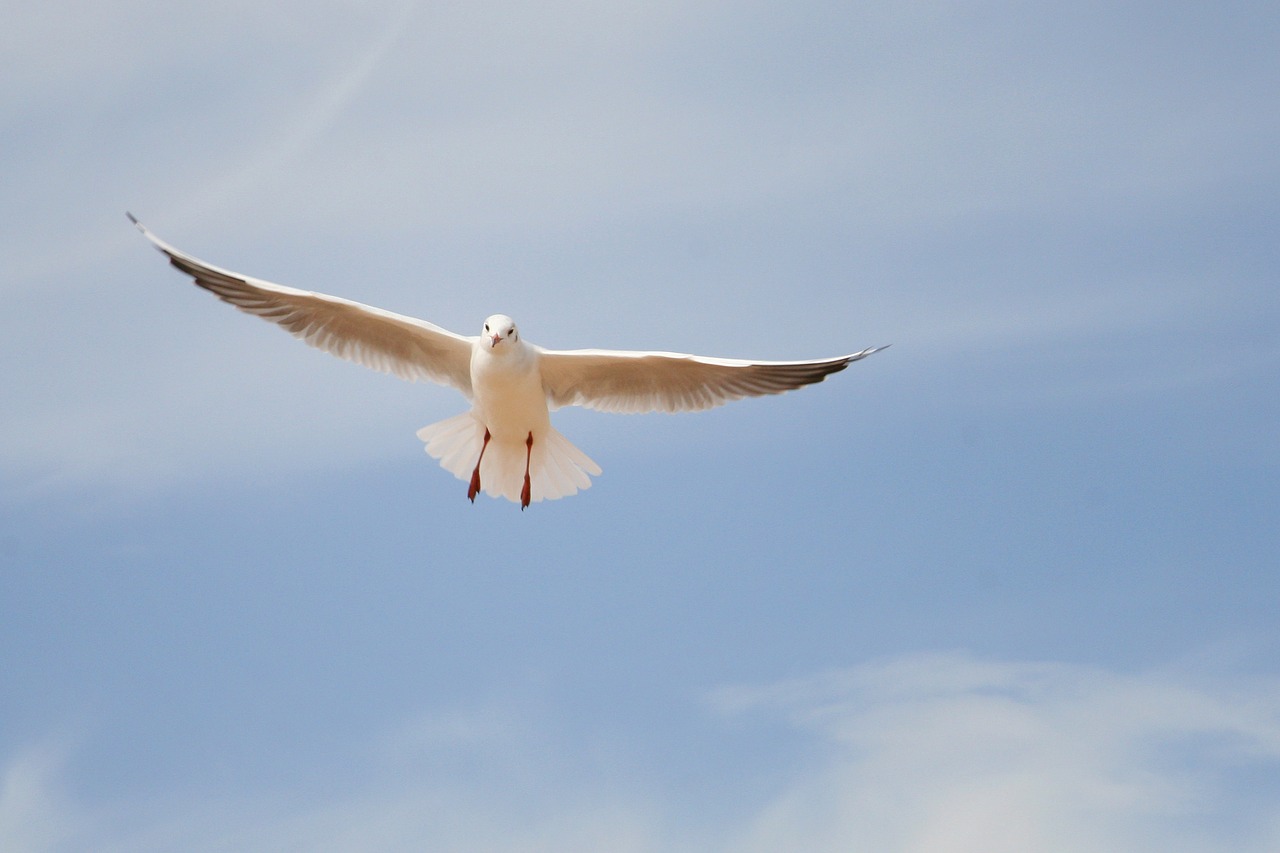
left=541, top=428, right=599, bottom=490
left=532, top=441, right=571, bottom=499
left=416, top=412, right=483, bottom=475
left=541, top=444, right=579, bottom=497
left=416, top=412, right=601, bottom=504
left=536, top=432, right=588, bottom=499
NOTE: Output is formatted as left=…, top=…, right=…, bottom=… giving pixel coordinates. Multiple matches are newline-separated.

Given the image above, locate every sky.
left=2, top=1, right=1279, bottom=850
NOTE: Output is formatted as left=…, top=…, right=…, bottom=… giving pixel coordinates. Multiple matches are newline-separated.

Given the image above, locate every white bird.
left=128, top=215, right=887, bottom=508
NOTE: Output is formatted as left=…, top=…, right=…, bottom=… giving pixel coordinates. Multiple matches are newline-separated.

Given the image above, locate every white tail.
left=416, top=412, right=602, bottom=504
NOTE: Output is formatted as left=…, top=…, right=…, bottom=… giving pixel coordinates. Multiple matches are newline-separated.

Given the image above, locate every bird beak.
left=491, top=334, right=502, bottom=347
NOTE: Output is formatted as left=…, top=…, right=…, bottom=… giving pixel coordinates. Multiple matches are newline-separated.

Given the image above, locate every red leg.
left=520, top=432, right=533, bottom=510
left=468, top=428, right=491, bottom=503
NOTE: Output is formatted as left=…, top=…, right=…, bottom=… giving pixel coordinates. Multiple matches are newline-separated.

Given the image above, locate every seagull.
left=128, top=214, right=887, bottom=508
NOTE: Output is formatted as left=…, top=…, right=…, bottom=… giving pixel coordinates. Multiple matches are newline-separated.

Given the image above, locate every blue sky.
left=3, top=1, right=1279, bottom=849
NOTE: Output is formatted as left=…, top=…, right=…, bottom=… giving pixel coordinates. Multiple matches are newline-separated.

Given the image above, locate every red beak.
left=491, top=334, right=502, bottom=347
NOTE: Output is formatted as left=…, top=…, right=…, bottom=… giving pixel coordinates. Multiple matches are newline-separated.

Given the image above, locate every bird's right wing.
left=130, top=215, right=474, bottom=395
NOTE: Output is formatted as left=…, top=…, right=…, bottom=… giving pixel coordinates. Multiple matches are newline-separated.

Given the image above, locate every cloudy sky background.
left=3, top=1, right=1278, bottom=849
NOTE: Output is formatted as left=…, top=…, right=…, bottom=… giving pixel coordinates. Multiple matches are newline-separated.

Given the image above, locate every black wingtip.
left=125, top=212, right=150, bottom=238
left=845, top=343, right=891, bottom=364
left=126, top=213, right=163, bottom=250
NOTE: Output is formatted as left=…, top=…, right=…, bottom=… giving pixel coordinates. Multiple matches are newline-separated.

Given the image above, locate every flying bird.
left=128, top=214, right=887, bottom=508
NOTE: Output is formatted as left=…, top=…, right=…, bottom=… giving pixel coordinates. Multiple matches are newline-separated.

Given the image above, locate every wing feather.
left=129, top=215, right=474, bottom=395
left=537, top=345, right=887, bottom=414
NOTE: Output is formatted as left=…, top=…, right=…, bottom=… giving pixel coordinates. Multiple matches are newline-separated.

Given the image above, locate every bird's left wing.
left=129, top=215, right=474, bottom=395
left=537, top=345, right=887, bottom=414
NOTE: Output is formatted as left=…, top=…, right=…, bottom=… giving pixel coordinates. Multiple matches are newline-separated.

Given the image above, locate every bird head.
left=482, top=314, right=519, bottom=349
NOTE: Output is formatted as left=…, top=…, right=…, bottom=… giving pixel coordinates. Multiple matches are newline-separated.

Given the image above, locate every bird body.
left=469, top=315, right=549, bottom=442
left=128, top=214, right=886, bottom=507
left=420, top=312, right=601, bottom=505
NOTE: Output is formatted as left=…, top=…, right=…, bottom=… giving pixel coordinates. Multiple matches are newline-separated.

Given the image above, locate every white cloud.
left=5, top=654, right=1280, bottom=852
left=710, top=653, right=1280, bottom=853
left=0, top=744, right=77, bottom=853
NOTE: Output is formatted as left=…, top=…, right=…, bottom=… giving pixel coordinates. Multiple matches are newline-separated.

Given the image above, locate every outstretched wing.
left=129, top=214, right=474, bottom=395
left=537, top=345, right=887, bottom=414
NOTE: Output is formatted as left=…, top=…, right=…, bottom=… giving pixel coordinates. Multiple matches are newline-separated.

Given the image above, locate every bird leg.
left=468, top=428, right=491, bottom=502
left=520, top=431, right=534, bottom=510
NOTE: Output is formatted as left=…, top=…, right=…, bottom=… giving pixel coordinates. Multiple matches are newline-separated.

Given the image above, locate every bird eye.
left=484, top=324, right=490, bottom=332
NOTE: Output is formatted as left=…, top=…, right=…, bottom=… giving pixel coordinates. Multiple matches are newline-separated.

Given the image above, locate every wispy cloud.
left=0, top=744, right=77, bottom=853
left=6, top=653, right=1279, bottom=852
left=710, top=653, right=1280, bottom=853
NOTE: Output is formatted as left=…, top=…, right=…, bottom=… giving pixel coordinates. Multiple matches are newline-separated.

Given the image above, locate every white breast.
left=469, top=345, right=551, bottom=441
